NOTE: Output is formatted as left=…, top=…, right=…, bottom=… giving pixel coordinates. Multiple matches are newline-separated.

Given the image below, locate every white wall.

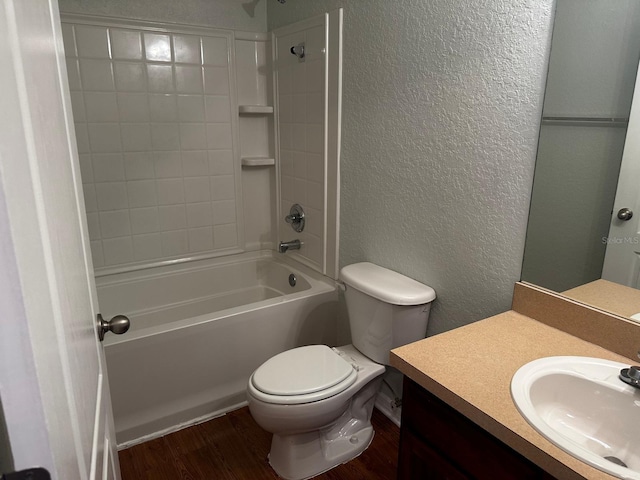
left=58, top=0, right=267, bottom=32
left=268, top=0, right=553, bottom=335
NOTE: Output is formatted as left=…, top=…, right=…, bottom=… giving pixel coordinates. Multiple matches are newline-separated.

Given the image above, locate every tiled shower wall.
left=62, top=19, right=242, bottom=269
left=277, top=24, right=326, bottom=270
left=235, top=35, right=276, bottom=252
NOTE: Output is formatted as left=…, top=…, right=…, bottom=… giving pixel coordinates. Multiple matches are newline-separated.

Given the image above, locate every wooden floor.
left=119, top=407, right=400, bottom=480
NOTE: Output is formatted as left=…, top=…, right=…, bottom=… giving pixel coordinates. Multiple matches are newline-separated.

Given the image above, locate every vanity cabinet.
left=398, top=378, right=557, bottom=479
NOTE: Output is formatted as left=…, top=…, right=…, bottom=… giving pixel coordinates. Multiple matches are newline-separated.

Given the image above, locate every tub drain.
left=604, top=456, right=627, bottom=468
left=288, top=274, right=297, bottom=287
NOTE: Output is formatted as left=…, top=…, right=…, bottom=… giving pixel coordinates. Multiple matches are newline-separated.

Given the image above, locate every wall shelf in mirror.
left=241, top=157, right=275, bottom=167
left=239, top=105, right=274, bottom=114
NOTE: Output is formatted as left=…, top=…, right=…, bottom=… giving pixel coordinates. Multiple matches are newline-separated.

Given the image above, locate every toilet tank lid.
left=340, top=262, right=436, bottom=305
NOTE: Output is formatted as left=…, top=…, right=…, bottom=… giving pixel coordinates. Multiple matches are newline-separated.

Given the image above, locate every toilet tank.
left=340, top=263, right=436, bottom=365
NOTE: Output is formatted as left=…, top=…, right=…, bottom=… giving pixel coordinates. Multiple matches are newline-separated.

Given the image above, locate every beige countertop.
left=390, top=310, right=635, bottom=480
left=563, top=279, right=640, bottom=319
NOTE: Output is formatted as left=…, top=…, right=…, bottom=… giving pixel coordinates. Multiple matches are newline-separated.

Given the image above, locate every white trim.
left=96, top=249, right=274, bottom=287
left=271, top=29, right=283, bottom=268
left=326, top=9, right=343, bottom=280
left=94, top=247, right=244, bottom=277
left=116, top=403, right=244, bottom=450
left=235, top=31, right=270, bottom=42
left=61, top=12, right=242, bottom=38
left=271, top=14, right=327, bottom=37
left=89, top=373, right=104, bottom=477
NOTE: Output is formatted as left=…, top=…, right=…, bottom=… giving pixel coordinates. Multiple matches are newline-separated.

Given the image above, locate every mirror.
left=521, top=0, right=640, bottom=318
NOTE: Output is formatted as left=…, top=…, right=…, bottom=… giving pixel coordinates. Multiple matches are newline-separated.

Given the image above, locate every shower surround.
left=61, top=10, right=343, bottom=446
left=63, top=17, right=245, bottom=269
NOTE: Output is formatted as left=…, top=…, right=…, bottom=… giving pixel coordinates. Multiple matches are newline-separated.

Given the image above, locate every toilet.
left=246, top=262, right=436, bottom=480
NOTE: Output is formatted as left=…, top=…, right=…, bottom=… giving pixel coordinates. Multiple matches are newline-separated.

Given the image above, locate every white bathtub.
left=97, top=251, right=338, bottom=447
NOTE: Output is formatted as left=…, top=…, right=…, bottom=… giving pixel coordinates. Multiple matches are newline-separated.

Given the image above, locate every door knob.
left=97, top=313, right=130, bottom=341
left=617, top=208, right=633, bottom=221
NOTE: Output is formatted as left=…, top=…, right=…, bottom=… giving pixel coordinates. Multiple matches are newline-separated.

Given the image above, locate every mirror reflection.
left=521, top=0, right=640, bottom=317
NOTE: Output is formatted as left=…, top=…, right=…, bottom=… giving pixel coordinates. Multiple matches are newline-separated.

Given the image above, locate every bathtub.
left=97, top=251, right=338, bottom=447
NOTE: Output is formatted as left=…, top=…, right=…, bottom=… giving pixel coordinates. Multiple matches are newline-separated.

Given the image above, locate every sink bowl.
left=511, top=356, right=640, bottom=480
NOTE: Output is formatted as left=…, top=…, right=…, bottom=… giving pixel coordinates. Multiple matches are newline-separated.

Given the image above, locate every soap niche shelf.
left=241, top=157, right=275, bottom=167
left=239, top=105, right=274, bottom=114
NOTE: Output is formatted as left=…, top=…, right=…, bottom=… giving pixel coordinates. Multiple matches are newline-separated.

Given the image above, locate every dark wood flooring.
left=119, top=407, right=400, bottom=480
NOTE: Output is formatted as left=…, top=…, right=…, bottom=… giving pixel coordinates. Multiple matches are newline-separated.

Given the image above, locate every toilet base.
left=269, top=423, right=374, bottom=480
left=266, top=373, right=383, bottom=480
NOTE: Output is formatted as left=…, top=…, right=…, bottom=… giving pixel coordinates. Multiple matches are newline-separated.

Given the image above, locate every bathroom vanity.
left=391, top=282, right=640, bottom=480
left=398, top=377, right=553, bottom=479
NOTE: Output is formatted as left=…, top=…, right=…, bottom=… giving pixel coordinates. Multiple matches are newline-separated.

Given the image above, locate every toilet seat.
left=249, top=345, right=358, bottom=405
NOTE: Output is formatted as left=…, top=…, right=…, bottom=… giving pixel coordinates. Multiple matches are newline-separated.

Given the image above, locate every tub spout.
left=279, top=239, right=302, bottom=253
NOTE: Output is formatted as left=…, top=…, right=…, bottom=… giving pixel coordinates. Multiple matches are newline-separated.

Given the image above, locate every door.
left=0, top=1, right=120, bottom=479
left=602, top=61, right=640, bottom=287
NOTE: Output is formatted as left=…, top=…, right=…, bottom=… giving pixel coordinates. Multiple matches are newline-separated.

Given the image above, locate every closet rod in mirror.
left=541, top=116, right=629, bottom=127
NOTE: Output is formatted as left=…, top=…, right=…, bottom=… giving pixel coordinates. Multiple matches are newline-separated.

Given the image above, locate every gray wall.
left=268, top=0, right=554, bottom=335
left=521, top=0, right=640, bottom=292
left=58, top=0, right=267, bottom=32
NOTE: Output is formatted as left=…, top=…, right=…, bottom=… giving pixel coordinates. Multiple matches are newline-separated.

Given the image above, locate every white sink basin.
left=511, top=356, right=640, bottom=480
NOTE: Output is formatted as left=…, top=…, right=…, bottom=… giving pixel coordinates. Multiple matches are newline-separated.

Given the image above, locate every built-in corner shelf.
left=241, top=157, right=275, bottom=167
left=238, top=105, right=274, bottom=114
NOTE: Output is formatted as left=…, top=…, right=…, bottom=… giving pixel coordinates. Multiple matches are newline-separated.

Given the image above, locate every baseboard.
left=374, top=391, right=401, bottom=428
left=116, top=401, right=248, bottom=450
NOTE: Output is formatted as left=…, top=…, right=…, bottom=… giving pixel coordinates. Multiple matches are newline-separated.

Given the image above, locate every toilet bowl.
left=247, top=344, right=384, bottom=480
left=247, top=262, right=436, bottom=480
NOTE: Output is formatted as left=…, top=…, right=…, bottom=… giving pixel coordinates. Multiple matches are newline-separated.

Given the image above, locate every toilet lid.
left=252, top=345, right=355, bottom=397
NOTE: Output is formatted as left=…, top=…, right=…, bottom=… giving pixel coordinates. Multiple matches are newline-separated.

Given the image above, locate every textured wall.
left=269, top=0, right=554, bottom=335
left=58, top=0, right=267, bottom=32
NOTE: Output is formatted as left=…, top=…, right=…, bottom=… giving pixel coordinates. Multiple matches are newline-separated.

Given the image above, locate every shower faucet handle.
left=285, top=212, right=302, bottom=223
left=285, top=204, right=305, bottom=232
